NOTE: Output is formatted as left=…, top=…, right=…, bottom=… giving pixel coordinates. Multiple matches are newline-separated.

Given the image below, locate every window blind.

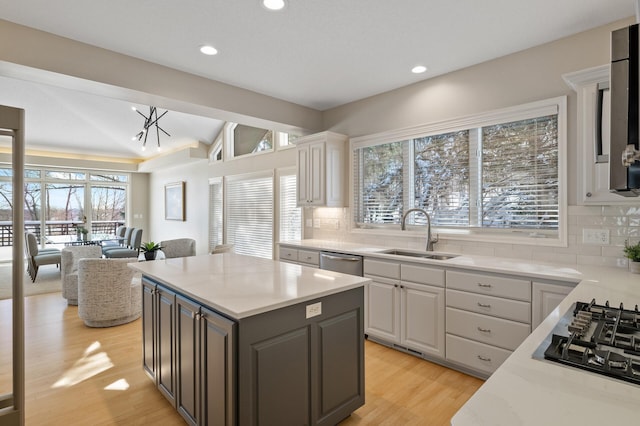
left=226, top=173, right=273, bottom=259
left=481, top=115, right=558, bottom=229
left=353, top=141, right=405, bottom=224
left=208, top=180, right=222, bottom=252
left=279, top=173, right=301, bottom=242
left=413, top=130, right=470, bottom=226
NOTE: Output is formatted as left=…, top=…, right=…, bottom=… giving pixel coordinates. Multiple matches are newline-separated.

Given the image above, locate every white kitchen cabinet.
left=445, top=270, right=531, bottom=376
left=364, top=258, right=445, bottom=359
left=401, top=281, right=445, bottom=358
left=365, top=275, right=401, bottom=342
left=532, top=281, right=574, bottom=328
left=277, top=244, right=320, bottom=268
left=364, top=259, right=400, bottom=342
left=295, top=131, right=347, bottom=207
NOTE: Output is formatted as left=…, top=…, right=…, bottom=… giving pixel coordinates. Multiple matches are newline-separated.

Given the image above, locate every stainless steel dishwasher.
left=319, top=251, right=364, bottom=276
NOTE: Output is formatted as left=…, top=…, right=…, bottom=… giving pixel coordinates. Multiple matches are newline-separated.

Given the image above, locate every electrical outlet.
left=306, top=302, right=322, bottom=319
left=583, top=229, right=610, bottom=245
left=313, top=219, right=320, bottom=228
left=305, top=219, right=313, bottom=227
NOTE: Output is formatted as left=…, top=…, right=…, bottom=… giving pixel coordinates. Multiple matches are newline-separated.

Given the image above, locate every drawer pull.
left=477, top=355, right=492, bottom=362
left=477, top=283, right=492, bottom=288
left=477, top=326, right=491, bottom=333
left=477, top=302, right=491, bottom=308
left=286, top=253, right=292, bottom=257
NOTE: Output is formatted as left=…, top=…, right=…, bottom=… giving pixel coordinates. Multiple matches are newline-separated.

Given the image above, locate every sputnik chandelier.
left=131, top=106, right=170, bottom=151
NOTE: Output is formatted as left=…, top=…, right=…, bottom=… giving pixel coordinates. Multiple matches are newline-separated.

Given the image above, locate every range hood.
left=610, top=24, right=640, bottom=196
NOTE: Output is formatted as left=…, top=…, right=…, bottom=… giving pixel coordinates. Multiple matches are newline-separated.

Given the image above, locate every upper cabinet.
left=564, top=65, right=636, bottom=205
left=295, top=131, right=347, bottom=207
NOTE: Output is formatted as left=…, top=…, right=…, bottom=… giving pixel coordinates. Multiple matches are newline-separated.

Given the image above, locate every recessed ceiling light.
left=412, top=65, right=427, bottom=74
left=200, top=45, right=218, bottom=56
left=262, top=0, right=285, bottom=11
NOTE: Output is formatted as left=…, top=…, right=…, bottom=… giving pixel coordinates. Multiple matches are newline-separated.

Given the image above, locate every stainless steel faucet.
left=401, top=208, right=438, bottom=251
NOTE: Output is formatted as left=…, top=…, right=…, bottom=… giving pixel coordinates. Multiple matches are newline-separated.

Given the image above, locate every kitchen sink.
left=377, top=249, right=458, bottom=260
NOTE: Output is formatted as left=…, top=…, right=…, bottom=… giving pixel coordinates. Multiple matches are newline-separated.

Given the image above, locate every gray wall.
left=322, top=17, right=634, bottom=207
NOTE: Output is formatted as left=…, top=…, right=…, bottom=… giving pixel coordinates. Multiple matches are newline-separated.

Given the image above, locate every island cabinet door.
left=142, top=279, right=157, bottom=381
left=176, top=295, right=200, bottom=426
left=199, top=306, right=236, bottom=426
left=175, top=296, right=237, bottom=426
left=157, top=285, right=177, bottom=407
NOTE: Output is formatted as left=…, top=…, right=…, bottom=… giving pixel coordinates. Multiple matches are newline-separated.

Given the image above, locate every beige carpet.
left=0, top=263, right=62, bottom=300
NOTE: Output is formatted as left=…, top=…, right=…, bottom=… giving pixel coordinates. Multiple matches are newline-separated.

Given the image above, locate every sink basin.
left=378, top=249, right=458, bottom=260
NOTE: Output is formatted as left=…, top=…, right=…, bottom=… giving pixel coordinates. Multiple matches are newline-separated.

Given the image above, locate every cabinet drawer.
left=446, top=270, right=531, bottom=301
left=446, top=307, right=530, bottom=351
left=446, top=289, right=531, bottom=324
left=401, top=264, right=445, bottom=287
left=446, top=334, right=512, bottom=375
left=297, top=249, right=319, bottom=266
left=279, top=247, right=298, bottom=262
left=364, top=259, right=400, bottom=279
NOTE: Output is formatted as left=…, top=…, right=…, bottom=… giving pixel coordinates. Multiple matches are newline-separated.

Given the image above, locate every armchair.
left=159, top=238, right=196, bottom=258
left=77, top=258, right=141, bottom=327
left=61, top=245, right=103, bottom=305
left=25, top=231, right=61, bottom=282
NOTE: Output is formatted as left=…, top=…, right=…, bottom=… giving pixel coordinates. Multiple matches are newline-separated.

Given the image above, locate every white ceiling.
left=0, top=0, right=636, bottom=160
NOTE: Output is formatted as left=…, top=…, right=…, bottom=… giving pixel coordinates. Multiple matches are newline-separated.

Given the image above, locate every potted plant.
left=141, top=241, right=163, bottom=261
left=623, top=240, right=640, bottom=274
left=76, top=225, right=89, bottom=241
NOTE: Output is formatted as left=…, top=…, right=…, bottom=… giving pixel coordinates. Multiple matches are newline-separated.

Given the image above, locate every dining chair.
left=104, top=228, right=143, bottom=258
left=24, top=231, right=62, bottom=282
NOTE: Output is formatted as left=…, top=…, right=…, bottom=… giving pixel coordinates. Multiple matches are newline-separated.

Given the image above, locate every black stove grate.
left=543, top=299, right=640, bottom=386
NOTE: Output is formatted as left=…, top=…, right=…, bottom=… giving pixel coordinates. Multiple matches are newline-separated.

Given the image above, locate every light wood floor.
left=0, top=293, right=483, bottom=425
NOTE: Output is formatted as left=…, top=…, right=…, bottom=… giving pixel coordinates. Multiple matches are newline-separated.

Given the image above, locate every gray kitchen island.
left=129, top=253, right=368, bottom=426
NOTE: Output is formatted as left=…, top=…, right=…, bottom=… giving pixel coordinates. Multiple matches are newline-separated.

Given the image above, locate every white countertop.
left=129, top=253, right=369, bottom=319
left=280, top=239, right=640, bottom=424
left=280, top=239, right=584, bottom=284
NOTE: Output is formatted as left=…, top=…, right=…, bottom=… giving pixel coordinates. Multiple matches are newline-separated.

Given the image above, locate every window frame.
left=349, top=96, right=568, bottom=247
left=0, top=165, right=130, bottom=247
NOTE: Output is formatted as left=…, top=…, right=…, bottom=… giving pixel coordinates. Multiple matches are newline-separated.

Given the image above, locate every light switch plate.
left=306, top=302, right=322, bottom=319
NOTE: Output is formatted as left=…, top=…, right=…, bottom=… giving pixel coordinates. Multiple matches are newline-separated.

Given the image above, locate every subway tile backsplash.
left=306, top=205, right=640, bottom=269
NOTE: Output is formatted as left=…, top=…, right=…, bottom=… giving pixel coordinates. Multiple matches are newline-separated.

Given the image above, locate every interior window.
left=233, top=124, right=273, bottom=157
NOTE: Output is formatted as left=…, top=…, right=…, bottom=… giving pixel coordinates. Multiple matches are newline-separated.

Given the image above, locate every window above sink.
left=350, top=96, right=568, bottom=248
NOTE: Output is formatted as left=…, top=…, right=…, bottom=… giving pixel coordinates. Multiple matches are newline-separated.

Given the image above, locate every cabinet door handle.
left=477, top=355, right=492, bottom=362
left=477, top=326, right=491, bottom=333
left=477, top=283, right=492, bottom=288
left=477, top=302, right=491, bottom=308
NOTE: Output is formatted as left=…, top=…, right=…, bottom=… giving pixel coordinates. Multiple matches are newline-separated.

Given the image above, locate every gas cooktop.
left=538, top=299, right=640, bottom=386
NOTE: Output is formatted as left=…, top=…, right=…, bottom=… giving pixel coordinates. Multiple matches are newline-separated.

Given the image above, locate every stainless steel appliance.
left=610, top=24, right=640, bottom=196
left=319, top=251, right=363, bottom=276
left=534, top=299, right=640, bottom=385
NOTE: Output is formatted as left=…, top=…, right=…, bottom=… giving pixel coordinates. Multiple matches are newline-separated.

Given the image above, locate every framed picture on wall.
left=165, top=181, right=185, bottom=221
